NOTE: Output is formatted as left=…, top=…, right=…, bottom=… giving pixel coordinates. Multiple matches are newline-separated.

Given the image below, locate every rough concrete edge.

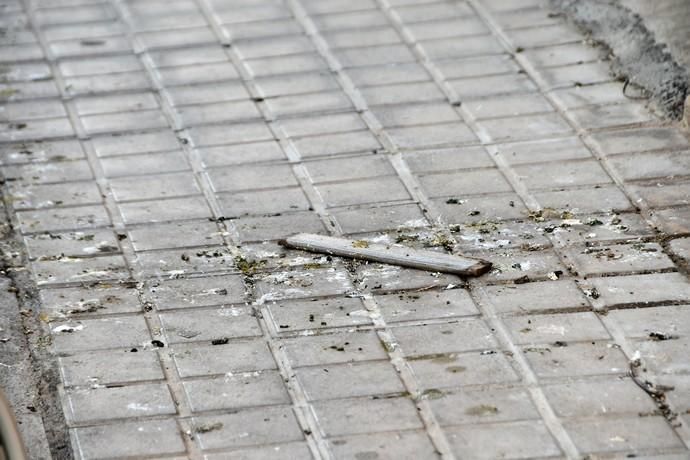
left=0, top=274, right=50, bottom=460
left=550, top=0, right=689, bottom=121
left=0, top=190, right=72, bottom=459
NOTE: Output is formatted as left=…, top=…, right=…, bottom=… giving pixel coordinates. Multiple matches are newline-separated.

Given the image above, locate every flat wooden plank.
left=279, top=233, right=491, bottom=277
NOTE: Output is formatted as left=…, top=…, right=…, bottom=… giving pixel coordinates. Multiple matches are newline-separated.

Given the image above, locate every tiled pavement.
left=1, top=0, right=690, bottom=458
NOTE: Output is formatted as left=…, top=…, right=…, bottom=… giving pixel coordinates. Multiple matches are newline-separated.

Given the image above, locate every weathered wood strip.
left=279, top=233, right=492, bottom=277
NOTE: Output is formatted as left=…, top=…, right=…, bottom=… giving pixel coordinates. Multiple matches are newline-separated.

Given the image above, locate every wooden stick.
left=278, top=233, right=492, bottom=277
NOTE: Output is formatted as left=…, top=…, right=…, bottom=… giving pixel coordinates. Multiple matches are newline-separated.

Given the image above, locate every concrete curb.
left=551, top=0, right=689, bottom=120
left=0, top=204, right=68, bottom=459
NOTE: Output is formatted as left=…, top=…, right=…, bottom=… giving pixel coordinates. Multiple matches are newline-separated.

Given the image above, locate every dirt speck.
left=465, top=404, right=499, bottom=416
left=194, top=421, right=223, bottom=433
